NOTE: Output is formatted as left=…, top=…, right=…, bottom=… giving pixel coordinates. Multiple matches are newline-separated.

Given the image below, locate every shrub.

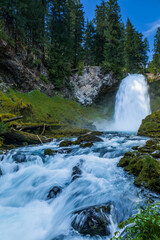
left=40, top=74, right=48, bottom=82
left=0, top=122, right=8, bottom=135
left=33, top=59, right=41, bottom=67
left=112, top=202, right=160, bottom=240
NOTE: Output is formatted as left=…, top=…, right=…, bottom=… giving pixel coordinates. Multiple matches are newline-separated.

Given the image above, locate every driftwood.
left=4, top=116, right=23, bottom=123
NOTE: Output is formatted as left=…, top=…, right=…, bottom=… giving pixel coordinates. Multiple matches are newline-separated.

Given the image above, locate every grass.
left=5, top=89, right=104, bottom=127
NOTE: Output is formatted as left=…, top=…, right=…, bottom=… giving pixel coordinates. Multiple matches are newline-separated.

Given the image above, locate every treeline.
left=148, top=28, right=160, bottom=74
left=0, top=0, right=150, bottom=88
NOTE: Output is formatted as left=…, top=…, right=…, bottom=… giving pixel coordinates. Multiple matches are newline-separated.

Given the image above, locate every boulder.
left=77, top=133, right=103, bottom=143
left=118, top=139, right=160, bottom=193
left=47, top=186, right=62, bottom=199
left=12, top=153, right=26, bottom=163
left=44, top=149, right=55, bottom=156
left=59, top=140, right=79, bottom=147
left=71, top=165, right=82, bottom=182
left=72, top=204, right=111, bottom=236
left=138, top=111, right=160, bottom=138
left=80, top=142, right=93, bottom=148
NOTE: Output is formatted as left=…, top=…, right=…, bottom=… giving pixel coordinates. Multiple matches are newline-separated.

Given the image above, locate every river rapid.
left=0, top=132, right=158, bottom=240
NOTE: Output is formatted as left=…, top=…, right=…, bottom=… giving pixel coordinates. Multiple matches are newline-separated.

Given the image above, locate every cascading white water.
left=114, top=74, right=151, bottom=131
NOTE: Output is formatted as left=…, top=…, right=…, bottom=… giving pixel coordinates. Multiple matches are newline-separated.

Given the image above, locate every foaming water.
left=0, top=133, right=158, bottom=240
left=114, top=74, right=151, bottom=131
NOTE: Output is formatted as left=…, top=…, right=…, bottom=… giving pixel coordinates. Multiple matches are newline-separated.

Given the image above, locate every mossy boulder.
left=138, top=111, right=160, bottom=137
left=77, top=133, right=103, bottom=143
left=80, top=142, right=93, bottom=148
left=44, top=148, right=55, bottom=156
left=118, top=140, right=160, bottom=193
left=59, top=140, right=79, bottom=147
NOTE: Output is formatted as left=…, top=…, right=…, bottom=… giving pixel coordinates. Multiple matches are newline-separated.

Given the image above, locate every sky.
left=81, top=0, right=160, bottom=61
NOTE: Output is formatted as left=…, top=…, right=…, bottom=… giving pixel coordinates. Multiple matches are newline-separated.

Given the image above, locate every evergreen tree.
left=103, top=0, right=124, bottom=77
left=151, top=28, right=160, bottom=73
left=84, top=20, right=96, bottom=66
left=95, top=0, right=107, bottom=65
left=72, top=0, right=85, bottom=68
left=142, top=37, right=149, bottom=72
left=124, top=19, right=146, bottom=73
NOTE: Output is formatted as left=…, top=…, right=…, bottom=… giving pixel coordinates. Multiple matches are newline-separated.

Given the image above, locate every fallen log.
left=16, top=124, right=61, bottom=131
left=3, top=129, right=51, bottom=145
left=4, top=116, right=23, bottom=123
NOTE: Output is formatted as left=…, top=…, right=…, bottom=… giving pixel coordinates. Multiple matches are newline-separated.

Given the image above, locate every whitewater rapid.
left=0, top=133, right=157, bottom=240
left=114, top=74, right=151, bottom=131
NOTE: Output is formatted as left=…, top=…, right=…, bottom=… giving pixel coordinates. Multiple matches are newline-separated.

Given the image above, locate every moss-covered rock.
left=118, top=140, right=160, bottom=193
left=138, top=111, right=160, bottom=137
left=59, top=140, right=79, bottom=147
left=77, top=133, right=103, bottom=143
left=80, top=142, right=93, bottom=148
left=44, top=148, right=55, bottom=155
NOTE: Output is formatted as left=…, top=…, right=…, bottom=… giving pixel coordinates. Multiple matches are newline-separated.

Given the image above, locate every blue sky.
left=81, top=0, right=160, bottom=60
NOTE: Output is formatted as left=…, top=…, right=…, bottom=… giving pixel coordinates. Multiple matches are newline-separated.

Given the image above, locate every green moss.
left=44, top=149, right=55, bottom=155
left=40, top=74, right=48, bottom=82
left=138, top=111, right=160, bottom=137
left=118, top=144, right=160, bottom=193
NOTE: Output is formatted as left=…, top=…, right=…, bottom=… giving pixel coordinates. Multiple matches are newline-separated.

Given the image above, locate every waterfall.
left=114, top=74, right=151, bottom=132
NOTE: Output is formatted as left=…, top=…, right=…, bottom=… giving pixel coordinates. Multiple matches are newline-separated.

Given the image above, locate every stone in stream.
left=44, top=148, right=55, bottom=156
left=72, top=204, right=112, bottom=236
left=12, top=153, right=27, bottom=163
left=47, top=186, right=62, bottom=199
left=0, top=168, right=2, bottom=176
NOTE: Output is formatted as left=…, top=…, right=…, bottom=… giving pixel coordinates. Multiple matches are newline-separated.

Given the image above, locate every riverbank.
left=0, top=89, right=105, bottom=150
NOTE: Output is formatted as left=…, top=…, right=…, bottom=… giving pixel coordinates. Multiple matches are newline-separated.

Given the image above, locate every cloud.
left=143, top=19, right=160, bottom=37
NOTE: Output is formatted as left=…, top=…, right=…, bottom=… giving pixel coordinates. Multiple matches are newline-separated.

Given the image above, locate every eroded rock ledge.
left=69, top=66, right=118, bottom=105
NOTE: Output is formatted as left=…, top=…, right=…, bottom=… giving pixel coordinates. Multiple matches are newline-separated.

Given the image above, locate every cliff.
left=0, top=40, right=54, bottom=96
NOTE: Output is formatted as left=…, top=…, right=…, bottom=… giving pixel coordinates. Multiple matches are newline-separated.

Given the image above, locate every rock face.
left=0, top=40, right=54, bottom=96
left=72, top=204, right=111, bottom=236
left=69, top=66, right=118, bottom=105
left=138, top=111, right=160, bottom=137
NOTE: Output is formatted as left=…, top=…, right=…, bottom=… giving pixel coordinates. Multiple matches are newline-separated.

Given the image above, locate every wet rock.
left=0, top=168, right=2, bottom=176
left=59, top=140, right=79, bottom=147
left=12, top=153, right=26, bottom=163
left=71, top=165, right=82, bottom=182
left=57, top=148, right=72, bottom=154
left=80, top=142, right=93, bottom=148
left=44, top=149, right=55, bottom=156
left=118, top=144, right=160, bottom=194
left=72, top=204, right=111, bottom=236
left=47, top=186, right=62, bottom=199
left=13, top=165, right=19, bottom=172
left=77, top=133, right=103, bottom=143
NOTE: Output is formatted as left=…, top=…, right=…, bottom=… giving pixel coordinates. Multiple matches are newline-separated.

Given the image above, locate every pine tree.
left=84, top=20, right=96, bottom=66
left=124, top=18, right=146, bottom=73
left=142, top=37, right=149, bottom=72
left=95, top=0, right=107, bottom=65
left=151, top=28, right=160, bottom=73
left=72, top=0, right=85, bottom=68
left=102, top=0, right=124, bottom=77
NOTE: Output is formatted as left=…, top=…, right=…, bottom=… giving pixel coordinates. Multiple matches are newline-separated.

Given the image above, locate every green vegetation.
left=113, top=202, right=160, bottom=240
left=0, top=0, right=150, bottom=85
left=148, top=28, right=160, bottom=74
left=138, top=111, right=160, bottom=137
